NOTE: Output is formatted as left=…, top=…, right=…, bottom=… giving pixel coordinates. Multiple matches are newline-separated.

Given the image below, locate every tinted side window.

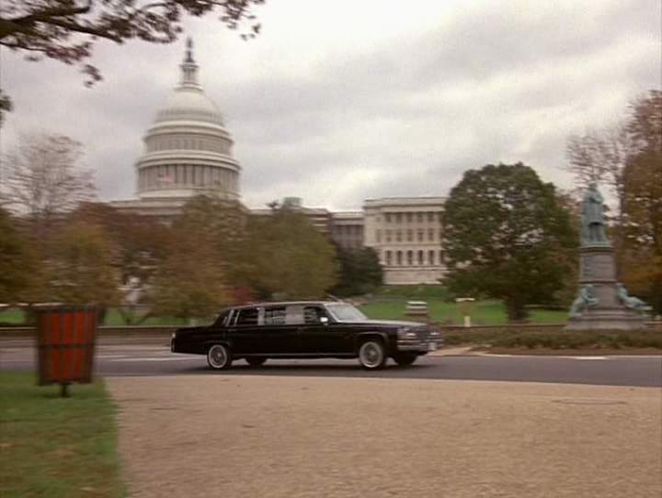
left=303, top=306, right=325, bottom=325
left=236, top=308, right=259, bottom=326
left=285, top=305, right=304, bottom=325
left=264, top=306, right=287, bottom=325
left=213, top=310, right=231, bottom=327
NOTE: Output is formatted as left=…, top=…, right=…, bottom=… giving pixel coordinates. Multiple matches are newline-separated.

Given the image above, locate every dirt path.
left=108, top=376, right=662, bottom=498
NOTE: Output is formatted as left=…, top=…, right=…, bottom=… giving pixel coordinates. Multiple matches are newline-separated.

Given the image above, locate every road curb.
left=430, top=346, right=478, bottom=357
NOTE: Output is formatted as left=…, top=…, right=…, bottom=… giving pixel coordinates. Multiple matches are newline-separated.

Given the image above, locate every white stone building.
left=330, top=212, right=364, bottom=251
left=111, top=39, right=241, bottom=219
left=363, top=197, right=447, bottom=284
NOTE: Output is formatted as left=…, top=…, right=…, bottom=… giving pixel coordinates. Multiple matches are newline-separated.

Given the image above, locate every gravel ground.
left=108, top=376, right=662, bottom=498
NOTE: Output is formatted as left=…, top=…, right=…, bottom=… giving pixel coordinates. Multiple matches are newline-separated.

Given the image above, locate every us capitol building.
left=111, top=40, right=446, bottom=285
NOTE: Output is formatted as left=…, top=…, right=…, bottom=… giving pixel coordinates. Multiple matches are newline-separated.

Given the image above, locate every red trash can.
left=35, top=305, right=99, bottom=396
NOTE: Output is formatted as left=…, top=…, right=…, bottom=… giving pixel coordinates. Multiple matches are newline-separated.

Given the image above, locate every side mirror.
left=320, top=316, right=329, bottom=325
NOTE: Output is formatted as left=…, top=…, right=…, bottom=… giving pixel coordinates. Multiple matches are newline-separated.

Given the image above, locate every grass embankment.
left=0, top=373, right=125, bottom=498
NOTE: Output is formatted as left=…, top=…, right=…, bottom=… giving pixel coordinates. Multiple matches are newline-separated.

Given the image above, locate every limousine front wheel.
left=358, top=340, right=386, bottom=370
left=207, top=344, right=232, bottom=370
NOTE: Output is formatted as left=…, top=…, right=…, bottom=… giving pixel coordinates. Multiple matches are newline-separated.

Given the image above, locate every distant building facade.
left=330, top=212, right=364, bottom=251
left=363, top=197, right=447, bottom=285
left=249, top=198, right=363, bottom=251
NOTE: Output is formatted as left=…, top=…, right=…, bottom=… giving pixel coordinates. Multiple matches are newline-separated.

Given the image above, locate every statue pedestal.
left=566, top=309, right=647, bottom=331
left=565, top=245, right=647, bottom=331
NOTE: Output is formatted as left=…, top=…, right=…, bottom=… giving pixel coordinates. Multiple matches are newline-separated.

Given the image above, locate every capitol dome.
left=135, top=39, right=241, bottom=201
left=155, top=86, right=224, bottom=125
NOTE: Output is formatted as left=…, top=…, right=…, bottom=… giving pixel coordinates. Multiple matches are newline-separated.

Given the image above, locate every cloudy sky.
left=2, top=0, right=660, bottom=210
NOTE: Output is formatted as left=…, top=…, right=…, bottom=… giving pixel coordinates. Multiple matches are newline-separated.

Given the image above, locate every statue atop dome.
left=180, top=36, right=199, bottom=88
left=185, top=37, right=195, bottom=63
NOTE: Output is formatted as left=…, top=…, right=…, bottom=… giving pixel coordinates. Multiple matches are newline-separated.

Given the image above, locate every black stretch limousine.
left=171, top=301, right=443, bottom=370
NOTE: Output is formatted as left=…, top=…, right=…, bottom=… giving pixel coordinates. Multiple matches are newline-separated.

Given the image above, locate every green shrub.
left=444, top=327, right=662, bottom=349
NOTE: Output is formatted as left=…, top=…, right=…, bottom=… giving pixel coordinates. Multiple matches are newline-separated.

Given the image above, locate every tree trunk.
left=505, top=299, right=529, bottom=323
left=97, top=307, right=107, bottom=325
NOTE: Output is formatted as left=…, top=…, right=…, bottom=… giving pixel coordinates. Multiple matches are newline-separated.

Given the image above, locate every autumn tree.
left=149, top=200, right=231, bottom=321
left=239, top=205, right=338, bottom=300
left=443, top=163, right=577, bottom=322
left=1, top=132, right=95, bottom=235
left=71, top=202, right=173, bottom=323
left=618, top=91, right=662, bottom=313
left=176, top=194, right=246, bottom=278
left=0, top=0, right=264, bottom=122
left=0, top=208, right=40, bottom=304
left=46, top=221, right=121, bottom=315
left=148, top=194, right=245, bottom=320
left=620, top=156, right=662, bottom=314
left=150, top=238, right=229, bottom=321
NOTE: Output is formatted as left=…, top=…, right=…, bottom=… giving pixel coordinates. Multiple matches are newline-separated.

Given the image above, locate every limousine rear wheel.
left=358, top=340, right=387, bottom=370
left=207, top=344, right=232, bottom=370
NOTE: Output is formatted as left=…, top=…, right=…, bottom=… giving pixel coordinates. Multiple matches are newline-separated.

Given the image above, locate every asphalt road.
left=2, top=342, right=661, bottom=387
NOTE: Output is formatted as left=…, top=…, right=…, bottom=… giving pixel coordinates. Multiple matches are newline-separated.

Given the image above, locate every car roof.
left=226, top=301, right=346, bottom=311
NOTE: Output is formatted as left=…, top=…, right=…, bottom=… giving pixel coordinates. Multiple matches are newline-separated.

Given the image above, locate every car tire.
left=358, top=340, right=387, bottom=370
left=393, top=352, right=418, bottom=366
left=207, top=344, right=232, bottom=370
left=246, top=357, right=267, bottom=367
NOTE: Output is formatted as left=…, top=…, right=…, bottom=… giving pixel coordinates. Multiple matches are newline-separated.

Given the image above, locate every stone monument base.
left=565, top=309, right=648, bottom=331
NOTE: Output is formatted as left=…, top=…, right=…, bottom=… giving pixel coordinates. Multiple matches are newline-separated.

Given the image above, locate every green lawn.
left=0, top=293, right=569, bottom=327
left=370, top=285, right=451, bottom=300
left=0, top=308, right=188, bottom=327
left=359, top=299, right=568, bottom=325
left=0, top=373, right=125, bottom=498
left=101, top=308, right=189, bottom=326
left=0, top=309, right=25, bottom=325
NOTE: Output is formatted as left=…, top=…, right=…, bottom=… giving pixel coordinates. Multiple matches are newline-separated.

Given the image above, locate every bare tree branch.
left=1, top=132, right=97, bottom=226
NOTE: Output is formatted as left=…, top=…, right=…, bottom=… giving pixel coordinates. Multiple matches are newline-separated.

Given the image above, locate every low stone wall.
left=439, top=322, right=662, bottom=333
left=0, top=326, right=176, bottom=343
left=439, top=323, right=565, bottom=333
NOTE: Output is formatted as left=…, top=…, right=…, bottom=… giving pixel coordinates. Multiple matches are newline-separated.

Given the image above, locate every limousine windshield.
left=326, top=303, right=368, bottom=322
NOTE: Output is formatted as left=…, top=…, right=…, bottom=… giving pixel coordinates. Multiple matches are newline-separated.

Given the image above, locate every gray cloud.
left=2, top=0, right=659, bottom=211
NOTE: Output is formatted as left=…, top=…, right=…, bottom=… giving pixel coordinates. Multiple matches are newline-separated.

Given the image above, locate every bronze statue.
left=616, top=283, right=650, bottom=312
left=569, top=285, right=599, bottom=317
left=582, top=183, right=608, bottom=245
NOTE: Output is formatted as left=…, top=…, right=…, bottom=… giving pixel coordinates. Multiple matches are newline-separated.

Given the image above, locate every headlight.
left=397, top=328, right=418, bottom=339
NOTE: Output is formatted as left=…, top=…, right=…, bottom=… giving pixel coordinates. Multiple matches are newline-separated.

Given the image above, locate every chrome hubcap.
left=209, top=346, right=226, bottom=367
left=360, top=343, right=382, bottom=367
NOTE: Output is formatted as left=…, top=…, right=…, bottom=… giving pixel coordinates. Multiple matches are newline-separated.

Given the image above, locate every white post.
left=455, top=297, right=475, bottom=328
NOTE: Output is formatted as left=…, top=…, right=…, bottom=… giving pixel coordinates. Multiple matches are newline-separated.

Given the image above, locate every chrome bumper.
left=397, top=339, right=443, bottom=352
